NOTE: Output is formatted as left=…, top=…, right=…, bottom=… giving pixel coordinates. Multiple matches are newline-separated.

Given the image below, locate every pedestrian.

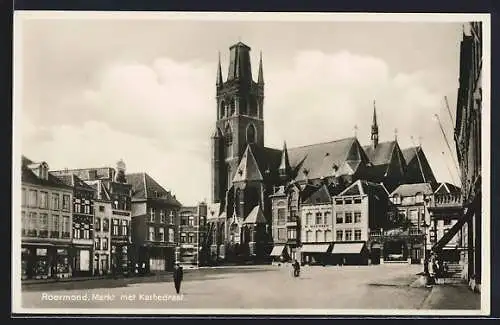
left=173, top=263, right=184, bottom=294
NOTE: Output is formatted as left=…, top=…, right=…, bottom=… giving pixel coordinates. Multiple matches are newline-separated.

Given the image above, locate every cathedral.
left=204, top=41, right=436, bottom=264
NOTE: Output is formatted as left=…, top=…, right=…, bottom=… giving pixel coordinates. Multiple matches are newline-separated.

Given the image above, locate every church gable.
left=232, top=145, right=264, bottom=183
left=402, top=146, right=437, bottom=185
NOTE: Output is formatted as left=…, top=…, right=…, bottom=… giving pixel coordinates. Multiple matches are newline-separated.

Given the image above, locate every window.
left=181, top=216, right=188, bottom=226
left=103, top=218, right=109, bottom=232
left=62, top=216, right=70, bottom=238
left=150, top=208, right=156, bottom=222
left=52, top=193, right=60, bottom=210
left=354, top=212, right=362, bottom=223
left=345, top=198, right=352, bottom=205
left=121, top=220, right=128, bottom=236
left=315, top=212, right=323, bottom=225
left=287, top=228, right=297, bottom=240
left=409, top=210, right=418, bottom=225
left=305, top=230, right=312, bottom=242
left=345, top=230, right=353, bottom=241
left=159, top=227, right=165, bottom=241
left=50, top=214, right=59, bottom=238
left=168, top=228, right=174, bottom=243
left=160, top=210, right=165, bottom=223
left=315, top=230, right=321, bottom=242
left=62, top=195, right=71, bottom=211
left=74, top=198, right=81, bottom=213
left=354, top=229, right=362, bottom=241
left=188, top=216, right=195, bottom=227
left=149, top=227, right=155, bottom=241
left=39, top=213, right=48, bottom=237
left=188, top=232, right=195, bottom=243
left=336, top=230, right=343, bottom=241
left=324, top=212, right=332, bottom=225
left=392, top=195, right=401, bottom=205
left=336, top=212, right=343, bottom=224
left=39, top=191, right=48, bottom=209
left=168, top=210, right=175, bottom=224
left=22, top=188, right=27, bottom=206
left=325, top=230, right=332, bottom=242
left=180, top=232, right=187, bottom=243
left=102, top=238, right=108, bottom=250
left=73, top=224, right=81, bottom=239
left=277, top=209, right=286, bottom=225
left=306, top=212, right=313, bottom=225
left=345, top=212, right=353, bottom=223
left=29, top=190, right=37, bottom=207
left=278, top=228, right=286, bottom=240
left=335, top=199, right=343, bottom=205
left=416, top=193, right=424, bottom=203
left=112, top=219, right=119, bottom=236
left=95, top=217, right=101, bottom=231
left=21, top=211, right=27, bottom=236
left=99, top=205, right=105, bottom=212
left=83, top=224, right=90, bottom=239
left=28, top=212, right=37, bottom=237
left=95, top=238, right=101, bottom=250
left=84, top=204, right=91, bottom=214
left=354, top=197, right=362, bottom=204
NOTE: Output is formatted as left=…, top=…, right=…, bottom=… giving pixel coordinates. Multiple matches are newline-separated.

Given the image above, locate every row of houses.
left=21, top=156, right=207, bottom=280
left=267, top=179, right=462, bottom=266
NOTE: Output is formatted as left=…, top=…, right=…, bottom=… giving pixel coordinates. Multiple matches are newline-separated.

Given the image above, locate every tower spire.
left=279, top=141, right=291, bottom=181
left=371, top=100, right=379, bottom=149
left=216, top=51, right=223, bottom=86
left=258, top=51, right=264, bottom=85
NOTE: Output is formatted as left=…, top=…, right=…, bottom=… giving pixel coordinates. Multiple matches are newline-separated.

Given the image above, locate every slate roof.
left=337, top=179, right=389, bottom=199
left=126, top=172, right=181, bottom=206
left=232, top=146, right=264, bottom=183
left=363, top=141, right=397, bottom=166
left=53, top=173, right=97, bottom=193
left=21, top=156, right=72, bottom=190
left=248, top=144, right=282, bottom=180
left=303, top=184, right=332, bottom=205
left=287, top=137, right=359, bottom=181
left=390, top=183, right=434, bottom=197
left=244, top=205, right=267, bottom=224
left=401, top=146, right=437, bottom=184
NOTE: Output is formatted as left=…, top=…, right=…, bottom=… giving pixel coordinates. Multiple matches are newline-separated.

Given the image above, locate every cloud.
left=21, top=50, right=460, bottom=205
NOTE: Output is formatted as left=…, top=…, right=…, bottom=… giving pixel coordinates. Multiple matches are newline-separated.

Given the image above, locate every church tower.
left=371, top=100, right=379, bottom=149
left=211, top=42, right=265, bottom=204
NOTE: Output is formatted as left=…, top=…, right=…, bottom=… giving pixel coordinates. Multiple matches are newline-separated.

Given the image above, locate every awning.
left=301, top=244, right=331, bottom=253
left=270, top=245, right=286, bottom=257
left=332, top=243, right=365, bottom=254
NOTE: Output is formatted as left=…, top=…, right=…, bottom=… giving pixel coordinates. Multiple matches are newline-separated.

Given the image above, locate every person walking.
left=173, top=263, right=184, bottom=294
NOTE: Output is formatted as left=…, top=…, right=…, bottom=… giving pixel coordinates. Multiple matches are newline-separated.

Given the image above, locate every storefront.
left=331, top=242, right=369, bottom=265
left=21, top=247, right=30, bottom=280
left=21, top=244, right=73, bottom=280
left=72, top=246, right=92, bottom=277
left=301, top=243, right=332, bottom=265
left=54, top=248, right=71, bottom=279
left=93, top=253, right=110, bottom=275
left=111, top=243, right=130, bottom=275
left=269, top=244, right=288, bottom=262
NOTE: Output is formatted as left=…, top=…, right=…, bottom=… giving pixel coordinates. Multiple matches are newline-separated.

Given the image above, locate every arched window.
left=230, top=98, right=236, bottom=116
left=246, top=124, right=256, bottom=144
left=220, top=100, right=226, bottom=119
left=224, top=124, right=233, bottom=158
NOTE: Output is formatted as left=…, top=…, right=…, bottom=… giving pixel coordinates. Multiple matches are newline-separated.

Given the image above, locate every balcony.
left=434, top=193, right=462, bottom=208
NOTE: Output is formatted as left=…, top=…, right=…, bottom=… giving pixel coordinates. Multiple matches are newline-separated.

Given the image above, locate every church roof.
left=363, top=141, right=397, bottom=166
left=244, top=205, right=267, bottom=224
left=401, top=146, right=437, bottom=184
left=390, top=183, right=434, bottom=197
left=127, top=172, right=181, bottom=206
left=232, top=145, right=264, bottom=183
left=303, top=184, right=332, bottom=205
left=288, top=137, right=359, bottom=181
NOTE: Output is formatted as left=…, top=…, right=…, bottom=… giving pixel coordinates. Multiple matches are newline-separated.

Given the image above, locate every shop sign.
left=36, top=248, right=47, bottom=256
left=57, top=249, right=68, bottom=255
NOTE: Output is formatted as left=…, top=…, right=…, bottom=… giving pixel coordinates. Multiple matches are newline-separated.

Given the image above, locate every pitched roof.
left=390, top=183, right=434, bottom=197
left=337, top=179, right=388, bottom=199
left=51, top=167, right=115, bottom=181
left=303, top=184, right=332, bottom=205
left=126, top=172, right=181, bottom=206
left=401, top=146, right=437, bottom=184
left=363, top=141, right=396, bottom=165
left=52, top=173, right=96, bottom=192
left=21, top=156, right=72, bottom=190
left=435, top=182, right=461, bottom=195
left=288, top=137, right=358, bottom=181
left=248, top=144, right=282, bottom=180
left=244, top=205, right=267, bottom=224
left=232, top=145, right=264, bottom=183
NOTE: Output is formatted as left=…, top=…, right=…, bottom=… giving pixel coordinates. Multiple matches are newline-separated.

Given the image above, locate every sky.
left=16, top=13, right=466, bottom=206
